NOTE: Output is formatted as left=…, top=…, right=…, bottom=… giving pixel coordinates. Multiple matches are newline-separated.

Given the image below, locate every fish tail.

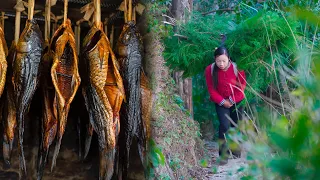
left=137, top=119, right=147, bottom=168
left=84, top=124, right=93, bottom=160
left=114, top=146, right=119, bottom=178
left=3, top=135, right=12, bottom=167
left=17, top=112, right=27, bottom=177
left=99, top=148, right=115, bottom=180
left=51, top=109, right=67, bottom=172
left=137, top=135, right=146, bottom=168
left=118, top=135, right=132, bottom=180
left=77, top=116, right=82, bottom=160
left=37, top=147, right=49, bottom=180
left=51, top=134, right=62, bottom=172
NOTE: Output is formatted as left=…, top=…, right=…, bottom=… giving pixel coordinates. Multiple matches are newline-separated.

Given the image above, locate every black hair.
left=212, top=46, right=231, bottom=88
left=214, top=46, right=229, bottom=58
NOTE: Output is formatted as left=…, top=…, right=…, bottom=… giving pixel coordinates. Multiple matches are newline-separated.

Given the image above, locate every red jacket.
left=205, top=63, right=246, bottom=105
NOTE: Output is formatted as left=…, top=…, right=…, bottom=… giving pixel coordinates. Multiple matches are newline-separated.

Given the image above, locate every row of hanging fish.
left=0, top=14, right=151, bottom=180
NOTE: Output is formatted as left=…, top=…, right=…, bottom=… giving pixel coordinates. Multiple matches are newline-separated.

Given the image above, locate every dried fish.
left=116, top=21, right=146, bottom=179
left=37, top=45, right=57, bottom=180
left=12, top=19, right=43, bottom=176
left=81, top=24, right=124, bottom=179
left=50, top=19, right=80, bottom=170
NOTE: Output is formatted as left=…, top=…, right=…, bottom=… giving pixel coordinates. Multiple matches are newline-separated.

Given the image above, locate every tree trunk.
left=171, top=0, right=193, bottom=116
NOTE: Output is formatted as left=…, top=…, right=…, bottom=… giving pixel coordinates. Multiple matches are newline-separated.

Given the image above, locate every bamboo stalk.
left=128, top=0, right=132, bottom=22
left=75, top=25, right=80, bottom=55
left=104, top=20, right=108, bottom=35
left=110, top=25, right=114, bottom=49
left=1, top=12, right=4, bottom=30
left=14, top=1, right=22, bottom=44
left=132, top=7, right=136, bottom=22
left=14, top=11, right=20, bottom=43
left=95, top=0, right=101, bottom=27
left=124, top=0, right=127, bottom=23
left=45, top=0, right=51, bottom=43
left=28, top=0, right=35, bottom=20
left=48, top=0, right=51, bottom=39
left=63, top=0, right=68, bottom=25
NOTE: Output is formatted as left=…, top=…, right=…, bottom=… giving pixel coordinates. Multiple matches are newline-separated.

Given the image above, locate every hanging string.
left=63, top=0, right=68, bottom=25
left=45, top=0, right=51, bottom=43
left=14, top=0, right=25, bottom=44
left=94, top=0, right=101, bottom=27
left=128, top=0, right=132, bottom=22
left=124, top=0, right=127, bottom=23
left=28, top=0, right=35, bottom=20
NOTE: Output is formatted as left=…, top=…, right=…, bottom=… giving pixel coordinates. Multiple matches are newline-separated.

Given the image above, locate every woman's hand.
left=223, top=100, right=233, bottom=108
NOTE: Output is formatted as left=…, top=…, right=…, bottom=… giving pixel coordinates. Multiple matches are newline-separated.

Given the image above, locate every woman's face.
left=215, top=54, right=229, bottom=70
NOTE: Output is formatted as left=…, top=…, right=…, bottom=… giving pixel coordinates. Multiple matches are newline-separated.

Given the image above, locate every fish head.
left=17, top=19, right=43, bottom=57
left=116, top=21, right=142, bottom=57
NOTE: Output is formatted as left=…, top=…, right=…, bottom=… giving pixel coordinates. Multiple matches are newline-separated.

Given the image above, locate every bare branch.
left=202, top=8, right=235, bottom=16
left=173, top=33, right=188, bottom=39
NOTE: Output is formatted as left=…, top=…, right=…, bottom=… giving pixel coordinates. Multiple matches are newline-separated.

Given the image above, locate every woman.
left=205, top=46, right=246, bottom=165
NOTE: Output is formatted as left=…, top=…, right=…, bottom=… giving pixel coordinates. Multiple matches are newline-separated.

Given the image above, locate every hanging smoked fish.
left=37, top=46, right=57, bottom=179
left=37, top=1, right=58, bottom=178
left=3, top=0, right=23, bottom=168
left=82, top=27, right=125, bottom=160
left=81, top=0, right=125, bottom=176
left=12, top=5, right=44, bottom=175
left=50, top=18, right=80, bottom=170
left=116, top=21, right=146, bottom=179
left=2, top=42, right=15, bottom=168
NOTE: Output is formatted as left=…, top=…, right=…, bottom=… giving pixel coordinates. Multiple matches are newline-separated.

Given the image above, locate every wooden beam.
left=0, top=1, right=119, bottom=23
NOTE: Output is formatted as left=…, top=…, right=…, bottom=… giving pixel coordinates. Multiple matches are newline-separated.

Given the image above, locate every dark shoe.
left=231, top=150, right=241, bottom=158
left=218, top=158, right=228, bottom=165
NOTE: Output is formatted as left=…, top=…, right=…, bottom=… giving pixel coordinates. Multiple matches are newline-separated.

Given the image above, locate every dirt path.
left=202, top=141, right=247, bottom=179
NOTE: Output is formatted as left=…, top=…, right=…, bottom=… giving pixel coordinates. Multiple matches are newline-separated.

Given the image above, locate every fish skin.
left=37, top=46, right=58, bottom=180
left=12, top=19, right=43, bottom=177
left=81, top=24, right=124, bottom=180
left=116, top=21, right=146, bottom=179
left=140, top=70, right=152, bottom=143
left=2, top=42, right=16, bottom=168
left=50, top=19, right=81, bottom=171
left=0, top=26, right=7, bottom=97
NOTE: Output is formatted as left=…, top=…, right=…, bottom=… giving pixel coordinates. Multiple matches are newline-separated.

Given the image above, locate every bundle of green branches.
left=225, top=9, right=320, bottom=179
left=163, top=13, right=236, bottom=77
left=225, top=11, right=299, bottom=100
left=231, top=37, right=320, bottom=180
left=164, top=10, right=298, bottom=102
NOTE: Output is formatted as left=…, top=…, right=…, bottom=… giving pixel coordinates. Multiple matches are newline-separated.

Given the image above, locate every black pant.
left=215, top=102, right=244, bottom=156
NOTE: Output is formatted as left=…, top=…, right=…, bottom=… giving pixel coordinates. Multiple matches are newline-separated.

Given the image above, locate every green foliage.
left=169, top=156, right=182, bottom=171
left=163, top=13, right=236, bottom=77
left=163, top=8, right=299, bottom=127
left=229, top=10, right=320, bottom=179
left=146, top=139, right=166, bottom=179
left=199, top=158, right=208, bottom=168
left=145, top=1, right=174, bottom=38
left=192, top=74, right=219, bottom=138
left=225, top=11, right=299, bottom=100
